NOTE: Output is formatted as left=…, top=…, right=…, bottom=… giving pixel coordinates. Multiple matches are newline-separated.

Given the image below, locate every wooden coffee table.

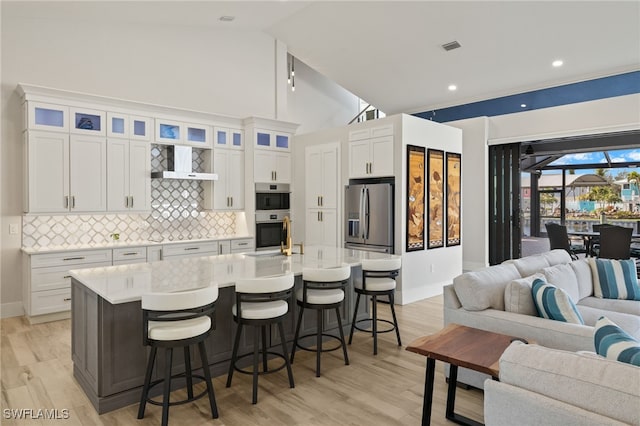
left=407, top=324, right=527, bottom=426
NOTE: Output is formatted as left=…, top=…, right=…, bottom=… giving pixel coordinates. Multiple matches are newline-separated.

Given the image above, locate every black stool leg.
left=290, top=305, right=304, bottom=363
left=226, top=322, right=243, bottom=388
left=316, top=308, right=322, bottom=377
left=252, top=326, right=260, bottom=404
left=348, top=293, right=361, bottom=344
left=137, top=346, right=157, bottom=419
left=278, top=321, right=295, bottom=389
left=372, top=295, right=378, bottom=355
left=161, top=348, right=173, bottom=426
left=184, top=346, right=193, bottom=399
left=335, top=307, right=349, bottom=365
left=389, top=292, right=402, bottom=346
left=197, top=341, right=219, bottom=419
left=261, top=325, right=268, bottom=373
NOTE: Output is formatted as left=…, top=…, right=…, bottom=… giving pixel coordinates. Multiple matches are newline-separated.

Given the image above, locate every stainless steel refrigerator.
left=344, top=182, right=394, bottom=253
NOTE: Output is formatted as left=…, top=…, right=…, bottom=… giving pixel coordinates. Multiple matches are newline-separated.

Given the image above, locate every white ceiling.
left=9, top=1, right=640, bottom=115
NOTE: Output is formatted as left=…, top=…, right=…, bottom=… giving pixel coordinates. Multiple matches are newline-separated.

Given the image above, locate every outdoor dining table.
left=567, top=230, right=640, bottom=257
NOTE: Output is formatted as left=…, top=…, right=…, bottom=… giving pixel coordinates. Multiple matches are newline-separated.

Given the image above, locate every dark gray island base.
left=71, top=268, right=369, bottom=414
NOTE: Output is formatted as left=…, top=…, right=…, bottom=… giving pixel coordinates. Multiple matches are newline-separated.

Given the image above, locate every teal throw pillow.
left=594, top=316, right=640, bottom=367
left=531, top=278, right=584, bottom=324
left=589, top=258, right=640, bottom=300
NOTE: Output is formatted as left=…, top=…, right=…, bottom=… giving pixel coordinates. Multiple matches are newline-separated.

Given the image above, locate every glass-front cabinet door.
left=185, top=123, right=211, bottom=147
left=107, top=112, right=129, bottom=138
left=214, top=127, right=243, bottom=149
left=70, top=107, right=106, bottom=136
left=130, top=116, right=151, bottom=140
left=27, top=102, right=69, bottom=132
left=155, top=119, right=182, bottom=144
left=254, top=130, right=290, bottom=151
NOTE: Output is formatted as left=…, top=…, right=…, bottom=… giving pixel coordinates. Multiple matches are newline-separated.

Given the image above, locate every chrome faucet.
left=281, top=216, right=293, bottom=256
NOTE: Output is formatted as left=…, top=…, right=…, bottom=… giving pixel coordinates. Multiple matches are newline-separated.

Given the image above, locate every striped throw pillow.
left=594, top=316, right=640, bottom=366
left=589, top=258, right=640, bottom=300
left=531, top=278, right=584, bottom=324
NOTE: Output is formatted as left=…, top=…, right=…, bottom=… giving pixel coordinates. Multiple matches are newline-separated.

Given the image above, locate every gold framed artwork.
left=427, top=149, right=444, bottom=249
left=406, top=145, right=425, bottom=251
left=446, top=152, right=461, bottom=246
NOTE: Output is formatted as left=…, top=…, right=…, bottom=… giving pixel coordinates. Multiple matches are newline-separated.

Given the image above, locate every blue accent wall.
left=413, top=71, right=640, bottom=123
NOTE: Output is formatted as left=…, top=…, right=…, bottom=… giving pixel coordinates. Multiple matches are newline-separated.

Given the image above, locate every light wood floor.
left=0, top=295, right=483, bottom=425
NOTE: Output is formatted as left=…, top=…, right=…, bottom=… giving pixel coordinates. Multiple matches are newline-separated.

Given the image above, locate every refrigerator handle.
left=364, top=187, right=370, bottom=240
left=359, top=187, right=366, bottom=239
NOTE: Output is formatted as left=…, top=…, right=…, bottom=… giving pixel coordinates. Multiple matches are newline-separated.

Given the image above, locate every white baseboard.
left=1, top=302, right=25, bottom=319
left=463, top=260, right=487, bottom=272
left=397, top=283, right=445, bottom=305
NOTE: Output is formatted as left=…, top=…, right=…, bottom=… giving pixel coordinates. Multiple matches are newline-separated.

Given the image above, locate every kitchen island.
left=69, top=246, right=399, bottom=414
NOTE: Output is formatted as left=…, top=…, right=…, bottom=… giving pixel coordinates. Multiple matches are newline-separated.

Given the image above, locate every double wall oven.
left=255, top=183, right=290, bottom=250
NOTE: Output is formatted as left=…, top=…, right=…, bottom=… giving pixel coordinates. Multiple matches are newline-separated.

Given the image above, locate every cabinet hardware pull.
left=188, top=174, right=196, bottom=178
left=184, top=247, right=199, bottom=251
left=63, top=275, right=72, bottom=279
left=122, top=252, right=138, bottom=256
left=320, top=196, right=323, bottom=206
left=317, top=211, right=320, bottom=221
left=320, top=211, right=323, bottom=221
left=63, top=298, right=72, bottom=302
left=318, top=196, right=320, bottom=206
left=64, top=196, right=69, bottom=208
left=238, top=242, right=248, bottom=246
left=130, top=196, right=133, bottom=208
left=63, top=257, right=85, bottom=261
left=125, top=196, right=129, bottom=208
left=274, top=171, right=277, bottom=181
left=71, top=196, right=76, bottom=208
left=230, top=197, right=233, bottom=207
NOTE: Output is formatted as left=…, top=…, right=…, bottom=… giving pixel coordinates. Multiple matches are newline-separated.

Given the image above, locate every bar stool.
left=226, top=273, right=295, bottom=404
left=290, top=264, right=351, bottom=377
left=137, top=286, right=219, bottom=426
left=348, top=257, right=402, bottom=355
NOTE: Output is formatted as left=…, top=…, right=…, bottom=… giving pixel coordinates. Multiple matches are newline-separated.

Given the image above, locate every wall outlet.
left=430, top=264, right=435, bottom=272
left=9, top=224, right=19, bottom=235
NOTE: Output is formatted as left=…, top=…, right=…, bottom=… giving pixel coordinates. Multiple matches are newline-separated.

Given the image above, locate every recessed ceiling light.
left=448, top=85, right=457, bottom=91
left=552, top=60, right=563, bottom=67
left=219, top=16, right=235, bottom=22
left=521, top=104, right=527, bottom=108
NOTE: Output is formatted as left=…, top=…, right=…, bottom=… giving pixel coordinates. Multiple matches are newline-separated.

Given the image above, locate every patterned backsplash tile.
left=23, top=145, right=238, bottom=248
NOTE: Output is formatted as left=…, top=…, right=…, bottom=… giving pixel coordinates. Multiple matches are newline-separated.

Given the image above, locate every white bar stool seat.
left=290, top=264, right=351, bottom=377
left=138, top=286, right=219, bottom=426
left=226, top=273, right=295, bottom=404
left=349, top=256, right=402, bottom=355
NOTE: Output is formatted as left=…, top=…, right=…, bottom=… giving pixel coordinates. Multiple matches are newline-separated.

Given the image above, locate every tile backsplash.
left=23, top=145, right=238, bottom=249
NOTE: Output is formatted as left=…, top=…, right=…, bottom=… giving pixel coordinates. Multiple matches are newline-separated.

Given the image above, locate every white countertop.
left=21, top=235, right=254, bottom=255
left=69, top=246, right=398, bottom=304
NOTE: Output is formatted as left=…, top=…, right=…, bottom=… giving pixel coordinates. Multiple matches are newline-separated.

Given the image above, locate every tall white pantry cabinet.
left=305, top=143, right=339, bottom=247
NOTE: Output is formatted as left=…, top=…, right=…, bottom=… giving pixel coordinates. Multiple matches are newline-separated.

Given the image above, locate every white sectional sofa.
left=484, top=342, right=640, bottom=426
left=443, top=249, right=640, bottom=388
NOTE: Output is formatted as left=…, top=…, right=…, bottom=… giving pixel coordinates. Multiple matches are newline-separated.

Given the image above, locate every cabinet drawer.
left=31, top=261, right=110, bottom=292
left=231, top=238, right=254, bottom=252
left=162, top=242, right=218, bottom=257
left=113, top=247, right=147, bottom=262
left=31, top=288, right=72, bottom=316
left=31, top=250, right=113, bottom=268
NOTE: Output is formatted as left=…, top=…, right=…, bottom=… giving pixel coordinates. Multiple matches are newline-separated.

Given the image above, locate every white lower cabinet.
left=112, top=247, right=148, bottom=265
left=24, top=249, right=113, bottom=320
left=305, top=209, right=338, bottom=247
left=231, top=238, right=254, bottom=253
left=161, top=241, right=219, bottom=259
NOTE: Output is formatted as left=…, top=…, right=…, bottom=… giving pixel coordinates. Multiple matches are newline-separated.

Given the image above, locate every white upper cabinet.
left=107, top=138, right=150, bottom=212
left=348, top=124, right=394, bottom=178
left=25, top=131, right=107, bottom=213
left=305, top=144, right=338, bottom=209
left=214, top=127, right=243, bottom=149
left=254, top=129, right=291, bottom=151
left=107, top=113, right=151, bottom=140
left=70, top=107, right=106, bottom=136
left=155, top=118, right=211, bottom=147
left=205, top=148, right=244, bottom=210
left=27, top=102, right=69, bottom=132
left=254, top=150, right=290, bottom=183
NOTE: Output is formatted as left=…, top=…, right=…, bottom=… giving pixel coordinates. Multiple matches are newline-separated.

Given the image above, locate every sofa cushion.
left=577, top=305, right=640, bottom=340
left=570, top=258, right=594, bottom=300
left=543, top=263, right=580, bottom=303
left=453, top=263, right=520, bottom=311
left=504, top=273, right=542, bottom=316
left=499, top=342, right=640, bottom=425
left=542, top=249, right=573, bottom=266
left=578, top=296, right=640, bottom=316
left=532, top=278, right=584, bottom=324
left=505, top=254, right=550, bottom=278
left=594, top=316, right=640, bottom=367
left=589, top=258, right=640, bottom=300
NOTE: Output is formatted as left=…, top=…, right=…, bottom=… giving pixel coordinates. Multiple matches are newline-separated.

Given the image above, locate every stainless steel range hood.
left=151, top=145, right=218, bottom=180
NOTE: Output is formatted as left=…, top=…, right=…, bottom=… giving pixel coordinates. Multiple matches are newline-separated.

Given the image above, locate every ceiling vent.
left=442, top=41, right=462, bottom=52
